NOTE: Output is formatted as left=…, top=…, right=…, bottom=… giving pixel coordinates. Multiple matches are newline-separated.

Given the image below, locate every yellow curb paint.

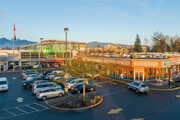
left=93, top=84, right=102, bottom=87
left=149, top=87, right=180, bottom=91
left=107, top=108, right=123, bottom=114
left=132, top=118, right=144, bottom=120
left=176, top=95, right=180, bottom=98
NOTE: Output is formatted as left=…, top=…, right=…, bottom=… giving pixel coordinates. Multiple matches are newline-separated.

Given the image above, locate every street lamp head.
left=64, top=28, right=69, bottom=32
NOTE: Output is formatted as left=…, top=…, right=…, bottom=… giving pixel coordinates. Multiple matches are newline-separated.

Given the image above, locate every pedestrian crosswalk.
left=0, top=102, right=49, bottom=119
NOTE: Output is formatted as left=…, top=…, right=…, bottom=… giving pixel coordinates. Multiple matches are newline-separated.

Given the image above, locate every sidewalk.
left=109, top=76, right=179, bottom=90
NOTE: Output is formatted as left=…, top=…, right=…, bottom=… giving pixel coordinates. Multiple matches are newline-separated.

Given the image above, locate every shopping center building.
left=18, top=40, right=87, bottom=67
left=76, top=55, right=180, bottom=81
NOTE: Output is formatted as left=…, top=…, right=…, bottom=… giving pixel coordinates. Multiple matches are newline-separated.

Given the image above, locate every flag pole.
left=13, top=32, right=15, bottom=71
left=13, top=23, right=16, bottom=71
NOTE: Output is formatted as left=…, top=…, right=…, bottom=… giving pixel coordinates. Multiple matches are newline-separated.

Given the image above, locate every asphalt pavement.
left=0, top=71, right=180, bottom=120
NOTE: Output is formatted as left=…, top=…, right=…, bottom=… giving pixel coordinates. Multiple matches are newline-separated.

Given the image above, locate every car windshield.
left=141, top=84, right=148, bottom=87
left=0, top=81, right=7, bottom=85
left=71, top=81, right=75, bottom=84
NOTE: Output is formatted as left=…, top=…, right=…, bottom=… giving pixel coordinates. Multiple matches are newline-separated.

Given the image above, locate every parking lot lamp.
left=168, top=67, right=171, bottom=88
left=64, top=28, right=69, bottom=87
left=40, top=38, right=43, bottom=74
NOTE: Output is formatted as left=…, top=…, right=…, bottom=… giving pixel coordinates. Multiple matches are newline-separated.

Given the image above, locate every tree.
left=152, top=32, right=170, bottom=53
left=66, top=60, right=110, bottom=101
left=134, top=34, right=142, bottom=52
left=144, top=38, right=149, bottom=52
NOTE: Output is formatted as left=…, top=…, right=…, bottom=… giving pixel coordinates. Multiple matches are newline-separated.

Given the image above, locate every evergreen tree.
left=134, top=34, right=142, bottom=52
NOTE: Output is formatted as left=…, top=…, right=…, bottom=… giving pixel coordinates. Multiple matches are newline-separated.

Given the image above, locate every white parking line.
left=25, top=105, right=39, bottom=111
left=15, top=107, right=28, bottom=113
left=34, top=103, right=49, bottom=109
left=3, top=109, right=16, bottom=116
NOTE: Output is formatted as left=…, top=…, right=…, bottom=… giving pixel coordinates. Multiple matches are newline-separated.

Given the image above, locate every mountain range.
left=0, top=38, right=37, bottom=49
left=87, top=41, right=131, bottom=47
left=0, top=38, right=132, bottom=49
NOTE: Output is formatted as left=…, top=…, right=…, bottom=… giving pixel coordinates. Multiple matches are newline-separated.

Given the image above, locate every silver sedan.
left=127, top=82, right=149, bottom=93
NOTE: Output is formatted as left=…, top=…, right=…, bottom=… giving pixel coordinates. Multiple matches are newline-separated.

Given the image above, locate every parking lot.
left=0, top=71, right=180, bottom=120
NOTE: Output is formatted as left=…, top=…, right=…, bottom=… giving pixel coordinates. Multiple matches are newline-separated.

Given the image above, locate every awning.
left=43, top=60, right=64, bottom=63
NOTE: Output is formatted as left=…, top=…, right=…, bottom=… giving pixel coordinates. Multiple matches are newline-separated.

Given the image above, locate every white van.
left=0, top=77, right=8, bottom=91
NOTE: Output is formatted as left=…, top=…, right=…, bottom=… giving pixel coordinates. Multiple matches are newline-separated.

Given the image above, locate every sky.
left=0, top=0, right=180, bottom=45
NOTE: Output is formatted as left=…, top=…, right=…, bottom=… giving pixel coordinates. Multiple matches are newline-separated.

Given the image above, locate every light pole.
left=64, top=28, right=69, bottom=89
left=64, top=28, right=68, bottom=73
left=168, top=67, right=171, bottom=88
left=40, top=38, right=43, bottom=74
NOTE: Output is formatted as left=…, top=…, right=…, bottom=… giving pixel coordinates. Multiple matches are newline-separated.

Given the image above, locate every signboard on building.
left=161, top=61, right=170, bottom=68
left=134, top=61, right=158, bottom=67
left=172, top=58, right=180, bottom=65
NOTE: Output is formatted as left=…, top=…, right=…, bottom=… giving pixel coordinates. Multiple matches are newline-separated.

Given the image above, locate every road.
left=0, top=72, right=180, bottom=120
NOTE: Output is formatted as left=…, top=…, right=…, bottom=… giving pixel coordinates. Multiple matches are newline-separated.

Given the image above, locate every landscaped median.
left=45, top=92, right=103, bottom=111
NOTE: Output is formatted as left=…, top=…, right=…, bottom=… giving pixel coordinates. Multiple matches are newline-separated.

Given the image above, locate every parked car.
left=23, top=78, right=41, bottom=89
left=48, top=70, right=64, bottom=75
left=71, top=83, right=95, bottom=94
left=32, top=82, right=61, bottom=95
left=33, top=64, right=41, bottom=69
left=43, top=70, right=53, bottom=75
left=36, top=88, right=64, bottom=100
left=32, top=80, right=50, bottom=88
left=127, top=82, right=149, bottom=93
left=21, top=71, right=37, bottom=79
left=53, top=76, right=64, bottom=81
left=28, top=76, right=49, bottom=81
left=66, top=78, right=89, bottom=89
left=0, top=77, right=8, bottom=91
left=60, top=77, right=77, bottom=88
left=21, top=70, right=31, bottom=76
left=26, top=74, right=43, bottom=81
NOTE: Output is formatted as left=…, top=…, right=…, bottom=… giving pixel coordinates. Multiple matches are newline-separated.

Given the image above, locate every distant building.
left=18, top=40, right=87, bottom=68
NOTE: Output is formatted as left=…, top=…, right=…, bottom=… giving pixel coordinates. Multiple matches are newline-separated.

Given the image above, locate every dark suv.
left=71, top=83, right=95, bottom=94
left=23, top=77, right=49, bottom=89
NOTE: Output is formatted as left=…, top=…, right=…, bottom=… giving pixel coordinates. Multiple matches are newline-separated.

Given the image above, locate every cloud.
left=89, top=0, right=150, bottom=8
left=0, top=6, right=7, bottom=17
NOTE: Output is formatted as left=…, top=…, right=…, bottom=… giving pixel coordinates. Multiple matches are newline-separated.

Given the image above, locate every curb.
left=45, top=95, right=103, bottom=111
left=0, top=68, right=56, bottom=73
left=109, top=78, right=180, bottom=91
left=149, top=87, right=180, bottom=91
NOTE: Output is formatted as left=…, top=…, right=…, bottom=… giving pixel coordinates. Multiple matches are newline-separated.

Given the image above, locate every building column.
left=134, top=69, right=135, bottom=81
left=146, top=68, right=149, bottom=81
left=19, top=49, right=22, bottom=69
left=158, top=68, right=161, bottom=80
left=127, top=69, right=129, bottom=79
left=29, top=52, right=31, bottom=66
left=155, top=68, right=157, bottom=80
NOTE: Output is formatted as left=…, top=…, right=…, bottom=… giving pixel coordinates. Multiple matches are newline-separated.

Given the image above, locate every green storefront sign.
left=29, top=47, right=66, bottom=55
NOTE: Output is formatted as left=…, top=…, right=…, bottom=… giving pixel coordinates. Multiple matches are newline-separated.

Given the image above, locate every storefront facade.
left=76, top=56, right=179, bottom=81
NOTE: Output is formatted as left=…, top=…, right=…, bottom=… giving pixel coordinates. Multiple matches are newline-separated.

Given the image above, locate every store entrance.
left=135, top=72, right=143, bottom=81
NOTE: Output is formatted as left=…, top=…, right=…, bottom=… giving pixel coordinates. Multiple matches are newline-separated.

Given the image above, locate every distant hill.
left=0, top=38, right=37, bottom=49
left=87, top=41, right=131, bottom=47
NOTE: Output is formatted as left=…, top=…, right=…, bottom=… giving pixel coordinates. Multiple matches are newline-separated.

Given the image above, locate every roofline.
left=19, top=41, right=87, bottom=48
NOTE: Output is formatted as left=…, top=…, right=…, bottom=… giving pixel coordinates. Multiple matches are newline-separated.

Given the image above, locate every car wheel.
left=26, top=84, right=31, bottom=89
left=91, top=88, right=94, bottom=91
left=77, top=90, right=80, bottom=94
left=42, top=96, right=47, bottom=101
left=136, top=89, right=139, bottom=93
left=58, top=93, right=63, bottom=97
left=127, top=85, right=130, bottom=89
